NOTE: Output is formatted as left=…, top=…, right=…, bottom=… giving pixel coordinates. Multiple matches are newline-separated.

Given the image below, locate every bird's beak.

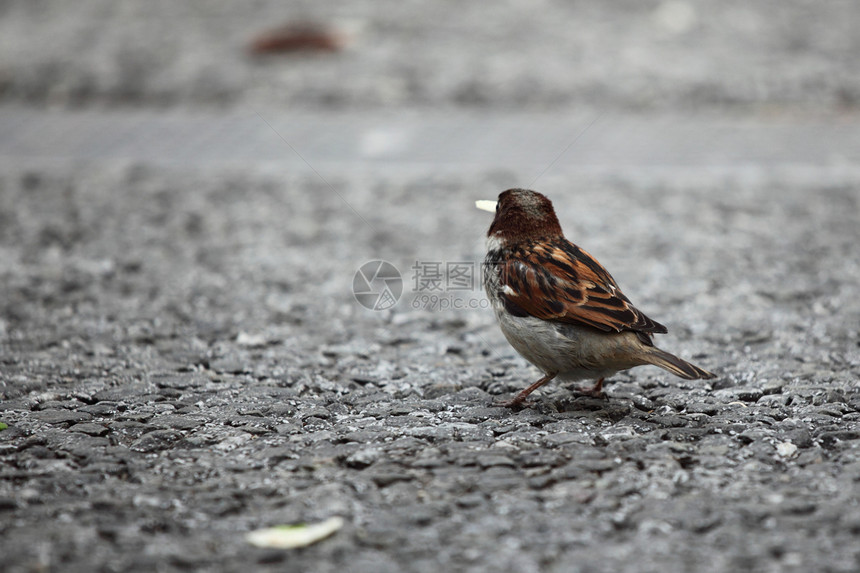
left=475, top=200, right=497, bottom=213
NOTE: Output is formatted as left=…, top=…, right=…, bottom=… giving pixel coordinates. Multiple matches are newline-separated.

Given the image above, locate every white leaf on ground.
left=245, top=517, right=345, bottom=549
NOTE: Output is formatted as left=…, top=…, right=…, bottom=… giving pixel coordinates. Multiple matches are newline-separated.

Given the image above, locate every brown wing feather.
left=500, top=241, right=668, bottom=334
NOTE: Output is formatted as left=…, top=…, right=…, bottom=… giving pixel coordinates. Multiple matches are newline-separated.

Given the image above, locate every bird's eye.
left=496, top=203, right=500, bottom=213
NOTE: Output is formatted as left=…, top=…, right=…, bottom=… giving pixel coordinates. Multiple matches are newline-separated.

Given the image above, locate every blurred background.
left=1, top=0, right=858, bottom=197
left=1, top=0, right=858, bottom=112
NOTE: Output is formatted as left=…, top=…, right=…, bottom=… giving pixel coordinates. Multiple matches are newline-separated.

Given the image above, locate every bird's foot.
left=494, top=373, right=557, bottom=409
left=575, top=378, right=606, bottom=399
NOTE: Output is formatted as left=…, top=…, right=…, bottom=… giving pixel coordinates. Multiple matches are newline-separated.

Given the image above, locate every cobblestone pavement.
left=1, top=1, right=860, bottom=572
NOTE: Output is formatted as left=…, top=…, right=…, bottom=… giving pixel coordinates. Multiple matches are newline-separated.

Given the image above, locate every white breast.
left=494, top=308, right=638, bottom=382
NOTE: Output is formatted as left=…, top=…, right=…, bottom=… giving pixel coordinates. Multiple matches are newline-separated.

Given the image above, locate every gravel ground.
left=1, top=163, right=859, bottom=572
left=1, top=1, right=860, bottom=572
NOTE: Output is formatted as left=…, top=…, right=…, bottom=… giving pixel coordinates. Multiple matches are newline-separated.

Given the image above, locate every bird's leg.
left=497, top=373, right=557, bottom=408
left=577, top=377, right=606, bottom=399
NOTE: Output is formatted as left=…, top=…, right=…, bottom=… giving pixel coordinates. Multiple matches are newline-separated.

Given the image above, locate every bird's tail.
left=645, top=348, right=716, bottom=380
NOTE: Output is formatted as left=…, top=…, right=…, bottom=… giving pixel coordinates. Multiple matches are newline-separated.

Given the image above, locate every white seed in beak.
left=475, top=200, right=497, bottom=213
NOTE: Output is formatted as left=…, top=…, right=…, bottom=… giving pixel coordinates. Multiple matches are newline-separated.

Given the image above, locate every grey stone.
left=92, top=387, right=150, bottom=402
left=345, top=448, right=381, bottom=469
left=69, top=423, right=109, bottom=436
left=542, top=432, right=592, bottom=447
left=369, top=469, right=414, bottom=487
left=0, top=497, right=20, bottom=511
left=713, top=388, right=766, bottom=403
left=150, top=415, right=205, bottom=431
left=78, top=402, right=120, bottom=416
left=31, top=410, right=93, bottom=425
left=476, top=454, right=516, bottom=469
left=819, top=430, right=860, bottom=448
left=685, top=402, right=719, bottom=415
left=130, top=430, right=183, bottom=453
left=456, top=493, right=486, bottom=508
left=299, top=406, right=332, bottom=420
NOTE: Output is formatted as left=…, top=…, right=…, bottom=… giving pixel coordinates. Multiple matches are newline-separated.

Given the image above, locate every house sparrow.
left=477, top=188, right=715, bottom=407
